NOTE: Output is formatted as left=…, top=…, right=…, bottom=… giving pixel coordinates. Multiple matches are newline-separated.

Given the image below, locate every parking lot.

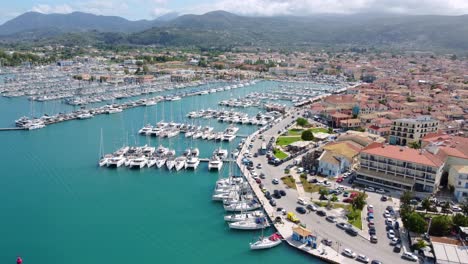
left=241, top=110, right=419, bottom=263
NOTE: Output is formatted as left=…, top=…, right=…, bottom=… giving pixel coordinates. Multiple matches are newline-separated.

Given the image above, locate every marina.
left=0, top=79, right=341, bottom=264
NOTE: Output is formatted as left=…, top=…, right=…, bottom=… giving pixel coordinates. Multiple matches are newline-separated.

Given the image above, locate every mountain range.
left=1, top=10, right=467, bottom=51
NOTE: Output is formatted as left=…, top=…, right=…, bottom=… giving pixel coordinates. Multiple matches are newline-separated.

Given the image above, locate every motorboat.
left=250, top=233, right=282, bottom=250
left=224, top=201, right=261, bottom=212
left=147, top=157, right=157, bottom=167
left=224, top=211, right=265, bottom=222
left=228, top=217, right=270, bottom=230
left=155, top=156, right=167, bottom=168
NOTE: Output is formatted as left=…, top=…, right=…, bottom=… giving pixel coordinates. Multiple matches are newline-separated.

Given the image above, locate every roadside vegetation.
left=273, top=148, right=288, bottom=159
left=281, top=176, right=297, bottom=189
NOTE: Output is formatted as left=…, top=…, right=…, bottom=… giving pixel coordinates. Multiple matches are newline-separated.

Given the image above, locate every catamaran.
left=208, top=155, right=223, bottom=171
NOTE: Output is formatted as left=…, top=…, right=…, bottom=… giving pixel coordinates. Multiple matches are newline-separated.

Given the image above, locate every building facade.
left=389, top=116, right=439, bottom=146
left=356, top=143, right=444, bottom=194
left=449, top=166, right=468, bottom=202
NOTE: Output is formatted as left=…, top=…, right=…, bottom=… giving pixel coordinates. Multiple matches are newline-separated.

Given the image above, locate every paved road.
left=242, top=111, right=412, bottom=264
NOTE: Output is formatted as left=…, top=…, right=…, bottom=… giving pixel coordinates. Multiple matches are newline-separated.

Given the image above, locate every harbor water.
left=0, top=81, right=330, bottom=264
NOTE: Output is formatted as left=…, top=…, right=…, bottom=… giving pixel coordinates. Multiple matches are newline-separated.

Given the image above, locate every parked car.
left=390, top=238, right=401, bottom=246
left=296, top=206, right=307, bottom=214
left=402, top=252, right=418, bottom=262
left=255, top=178, right=261, bottom=184
left=297, top=197, right=308, bottom=206
left=279, top=190, right=286, bottom=196
left=326, top=216, right=337, bottom=223
left=370, top=235, right=378, bottom=243
left=387, top=230, right=395, bottom=239
left=376, top=188, right=385, bottom=194
left=272, top=178, right=279, bottom=184
left=342, top=248, right=357, bottom=258
left=306, top=204, right=318, bottom=211
left=336, top=222, right=351, bottom=230
left=357, top=254, right=370, bottom=263
left=365, top=187, right=375, bottom=192
left=393, top=243, right=402, bottom=253
left=336, top=177, right=344, bottom=183
left=346, top=228, right=358, bottom=236
left=309, top=178, right=318, bottom=184
left=269, top=199, right=277, bottom=207
left=322, top=239, right=333, bottom=246
left=316, top=210, right=327, bottom=217
left=381, top=195, right=388, bottom=202
left=371, top=260, right=382, bottom=264
left=343, top=198, right=354, bottom=203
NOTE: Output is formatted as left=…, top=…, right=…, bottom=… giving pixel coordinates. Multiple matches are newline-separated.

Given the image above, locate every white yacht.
left=77, top=113, right=93, bottom=119
left=107, top=156, right=126, bottom=168
left=215, top=148, right=228, bottom=159
left=99, top=154, right=112, bottom=167
left=174, top=156, right=186, bottom=171
left=223, top=134, right=236, bottom=142
left=228, top=217, right=270, bottom=230
left=129, top=157, right=147, bottom=169
left=191, top=148, right=200, bottom=157
left=185, top=156, right=200, bottom=170
left=107, top=107, right=122, bottom=114
left=224, top=211, right=265, bottom=222
left=224, top=201, right=261, bottom=212
left=208, top=155, right=223, bottom=171
left=165, top=157, right=176, bottom=170
left=138, top=124, right=153, bottom=135
left=147, top=157, right=157, bottom=168
left=155, top=156, right=167, bottom=168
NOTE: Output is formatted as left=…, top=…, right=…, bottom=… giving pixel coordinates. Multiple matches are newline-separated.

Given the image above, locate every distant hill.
left=0, top=11, right=158, bottom=35
left=1, top=11, right=468, bottom=52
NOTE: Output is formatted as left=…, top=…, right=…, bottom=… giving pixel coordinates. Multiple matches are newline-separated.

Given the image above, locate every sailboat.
left=228, top=216, right=270, bottom=230
left=249, top=232, right=282, bottom=250
left=98, top=129, right=111, bottom=167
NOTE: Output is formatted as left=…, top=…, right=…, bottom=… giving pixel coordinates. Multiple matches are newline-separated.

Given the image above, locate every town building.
left=317, top=141, right=361, bottom=177
left=449, top=166, right=468, bottom=202
left=357, top=143, right=444, bottom=194
left=389, top=116, right=439, bottom=146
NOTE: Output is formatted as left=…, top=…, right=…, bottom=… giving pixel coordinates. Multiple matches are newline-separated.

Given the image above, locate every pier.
left=0, top=127, right=27, bottom=131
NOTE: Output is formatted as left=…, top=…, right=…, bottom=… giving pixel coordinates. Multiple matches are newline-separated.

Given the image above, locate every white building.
left=449, top=165, right=468, bottom=202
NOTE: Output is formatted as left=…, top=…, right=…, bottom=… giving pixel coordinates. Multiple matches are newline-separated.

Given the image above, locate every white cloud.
left=151, top=7, right=173, bottom=17
left=186, top=0, right=468, bottom=16
left=32, top=4, right=73, bottom=14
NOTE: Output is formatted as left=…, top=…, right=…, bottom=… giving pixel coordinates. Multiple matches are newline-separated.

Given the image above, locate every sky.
left=1, top=0, right=468, bottom=24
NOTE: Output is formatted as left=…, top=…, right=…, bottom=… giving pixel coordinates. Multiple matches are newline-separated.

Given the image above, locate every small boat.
left=166, top=157, right=176, bottom=170
left=229, top=217, right=270, bottom=230
left=208, top=155, right=223, bottom=171
left=224, top=210, right=265, bottom=222
left=250, top=233, right=282, bottom=250
left=174, top=156, right=186, bottom=171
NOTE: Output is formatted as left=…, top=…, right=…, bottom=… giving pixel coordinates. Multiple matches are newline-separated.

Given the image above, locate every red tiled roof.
left=361, top=142, right=444, bottom=167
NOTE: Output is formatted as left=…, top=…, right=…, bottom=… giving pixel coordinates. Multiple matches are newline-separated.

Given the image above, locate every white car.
left=387, top=230, right=395, bottom=239
left=402, top=252, right=418, bottom=262
left=384, top=213, right=391, bottom=218
left=342, top=248, right=356, bottom=258
left=356, top=254, right=370, bottom=263
left=376, top=188, right=385, bottom=194
left=272, top=178, right=279, bottom=184
left=367, top=205, right=374, bottom=210
left=297, top=197, right=308, bottom=206
left=365, top=186, right=375, bottom=192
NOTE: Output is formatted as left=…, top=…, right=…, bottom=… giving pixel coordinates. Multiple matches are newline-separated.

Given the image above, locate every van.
left=297, top=197, right=308, bottom=206
left=287, top=212, right=300, bottom=223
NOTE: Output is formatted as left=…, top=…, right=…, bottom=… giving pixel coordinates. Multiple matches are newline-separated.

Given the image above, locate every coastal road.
left=243, top=110, right=410, bottom=264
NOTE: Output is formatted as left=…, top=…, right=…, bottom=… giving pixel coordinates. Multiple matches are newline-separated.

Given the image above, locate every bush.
left=301, top=130, right=314, bottom=141
left=430, top=216, right=452, bottom=236
left=296, top=118, right=308, bottom=127
left=300, top=173, right=307, bottom=179
left=406, top=212, right=427, bottom=234
left=331, top=195, right=338, bottom=202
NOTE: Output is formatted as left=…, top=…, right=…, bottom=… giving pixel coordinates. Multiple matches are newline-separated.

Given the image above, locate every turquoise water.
left=0, top=81, right=326, bottom=264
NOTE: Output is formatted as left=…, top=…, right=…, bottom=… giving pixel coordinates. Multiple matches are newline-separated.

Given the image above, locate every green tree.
left=142, top=65, right=149, bottom=74
left=319, top=188, right=328, bottom=200
left=352, top=192, right=366, bottom=210
left=414, top=239, right=427, bottom=250
left=406, top=212, right=427, bottom=234
left=461, top=199, right=468, bottom=215
left=296, top=117, right=308, bottom=127
left=421, top=198, right=431, bottom=213
left=331, top=195, right=338, bottom=202
left=430, top=216, right=452, bottom=236
left=409, top=141, right=421, bottom=149
left=327, top=127, right=333, bottom=134
left=301, top=130, right=314, bottom=141
left=400, top=191, right=413, bottom=205
left=452, top=214, right=468, bottom=228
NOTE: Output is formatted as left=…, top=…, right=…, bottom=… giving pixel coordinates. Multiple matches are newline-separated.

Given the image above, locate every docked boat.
left=155, top=156, right=167, bottom=168
left=128, top=156, right=147, bottom=169
left=77, top=113, right=93, bottom=119
left=107, top=156, right=126, bottom=168
left=224, top=201, right=261, bottom=212
left=208, top=155, right=223, bottom=171
left=174, top=156, right=186, bottom=171
left=228, top=217, right=270, bottom=230
left=147, top=157, right=157, bottom=167
left=185, top=156, right=200, bottom=170
left=250, top=233, right=282, bottom=250
left=224, top=211, right=265, bottom=222
left=166, top=157, right=176, bottom=170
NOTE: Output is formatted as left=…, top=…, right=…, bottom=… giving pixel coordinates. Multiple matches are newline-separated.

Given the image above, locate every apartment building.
left=389, top=116, right=439, bottom=146
left=356, top=142, right=444, bottom=194
left=449, top=166, right=468, bottom=202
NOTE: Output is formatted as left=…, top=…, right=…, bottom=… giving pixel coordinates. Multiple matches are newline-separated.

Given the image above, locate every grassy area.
left=314, top=201, right=350, bottom=210
left=281, top=176, right=297, bottom=189
left=273, top=148, right=288, bottom=159
left=287, top=128, right=304, bottom=135
left=276, top=136, right=302, bottom=146
left=300, top=177, right=324, bottom=193
left=347, top=208, right=363, bottom=230
left=309, top=127, right=330, bottom=133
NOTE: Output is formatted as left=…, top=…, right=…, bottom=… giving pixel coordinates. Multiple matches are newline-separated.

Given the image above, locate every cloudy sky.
left=1, top=0, right=468, bottom=23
